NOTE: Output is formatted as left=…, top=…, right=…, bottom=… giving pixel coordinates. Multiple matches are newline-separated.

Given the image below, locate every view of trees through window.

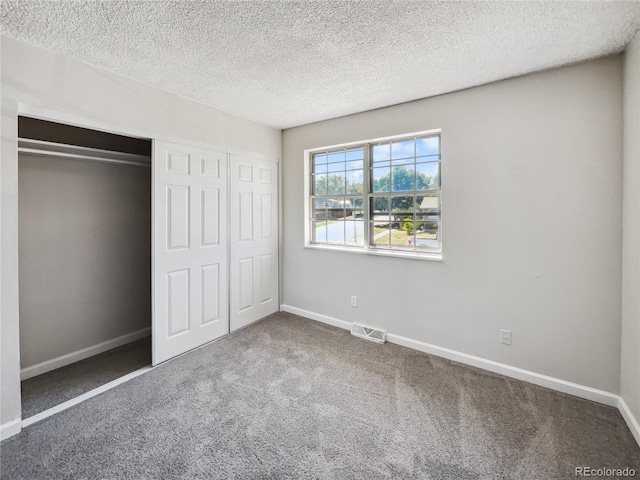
left=310, top=133, right=441, bottom=253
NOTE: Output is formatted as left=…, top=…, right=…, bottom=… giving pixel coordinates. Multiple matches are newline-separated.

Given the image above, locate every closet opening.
left=18, top=117, right=152, bottom=419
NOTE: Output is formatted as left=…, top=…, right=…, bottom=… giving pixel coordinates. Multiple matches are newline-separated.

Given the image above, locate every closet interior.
left=18, top=117, right=152, bottom=419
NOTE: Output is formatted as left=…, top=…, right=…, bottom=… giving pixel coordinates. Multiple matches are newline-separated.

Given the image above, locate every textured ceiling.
left=2, top=1, right=640, bottom=129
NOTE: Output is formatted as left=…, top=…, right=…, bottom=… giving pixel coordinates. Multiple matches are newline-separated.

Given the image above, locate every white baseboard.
left=20, top=327, right=151, bottom=381
left=280, top=304, right=639, bottom=441
left=22, top=365, right=153, bottom=429
left=618, top=397, right=640, bottom=446
left=0, top=418, right=21, bottom=441
left=281, top=305, right=352, bottom=331
left=386, top=332, right=619, bottom=407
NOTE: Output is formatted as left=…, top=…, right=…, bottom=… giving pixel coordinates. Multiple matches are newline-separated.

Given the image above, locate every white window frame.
left=303, top=129, right=443, bottom=261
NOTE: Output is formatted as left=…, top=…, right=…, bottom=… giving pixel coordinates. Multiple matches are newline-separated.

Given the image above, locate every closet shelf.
left=18, top=138, right=151, bottom=167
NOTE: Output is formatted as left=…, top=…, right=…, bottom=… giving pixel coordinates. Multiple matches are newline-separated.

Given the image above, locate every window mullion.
left=363, top=144, right=371, bottom=250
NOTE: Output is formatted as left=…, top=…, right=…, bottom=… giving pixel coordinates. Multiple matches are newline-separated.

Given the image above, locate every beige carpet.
left=1, top=312, right=638, bottom=479
left=21, top=337, right=151, bottom=419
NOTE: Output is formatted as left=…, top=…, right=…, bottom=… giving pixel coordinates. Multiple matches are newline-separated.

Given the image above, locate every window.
left=307, top=130, right=441, bottom=259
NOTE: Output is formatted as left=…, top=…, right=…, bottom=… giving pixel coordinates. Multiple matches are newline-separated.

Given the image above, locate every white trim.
left=17, top=104, right=278, bottom=162
left=17, top=103, right=227, bottom=153
left=20, top=328, right=151, bottom=381
left=18, top=103, right=153, bottom=141
left=303, top=244, right=443, bottom=261
left=279, top=304, right=620, bottom=409
left=151, top=138, right=157, bottom=366
left=386, top=332, right=619, bottom=407
left=21, top=366, right=153, bottom=428
left=227, top=147, right=279, bottom=163
left=0, top=418, right=22, bottom=441
left=303, top=149, right=311, bottom=246
left=281, top=305, right=353, bottom=331
left=618, top=397, right=640, bottom=446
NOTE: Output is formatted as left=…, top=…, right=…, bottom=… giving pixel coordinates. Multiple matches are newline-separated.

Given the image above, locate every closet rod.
left=17, top=138, right=151, bottom=168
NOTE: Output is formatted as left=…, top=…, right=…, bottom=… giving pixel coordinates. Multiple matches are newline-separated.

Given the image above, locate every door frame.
left=12, top=103, right=281, bottom=384
left=14, top=105, right=156, bottom=393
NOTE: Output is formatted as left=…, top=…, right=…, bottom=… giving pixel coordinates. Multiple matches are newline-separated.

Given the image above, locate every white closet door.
left=230, top=154, right=279, bottom=331
left=153, top=140, right=228, bottom=364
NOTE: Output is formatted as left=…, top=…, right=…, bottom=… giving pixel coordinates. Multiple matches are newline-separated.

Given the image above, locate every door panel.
left=201, top=188, right=220, bottom=246
left=167, top=185, right=190, bottom=250
left=201, top=156, right=220, bottom=178
left=239, top=192, right=253, bottom=241
left=260, top=193, right=272, bottom=238
left=260, top=254, right=273, bottom=303
left=153, top=140, right=228, bottom=364
left=167, top=269, right=190, bottom=337
left=238, top=257, right=254, bottom=311
left=230, top=155, right=279, bottom=331
left=201, top=264, right=220, bottom=325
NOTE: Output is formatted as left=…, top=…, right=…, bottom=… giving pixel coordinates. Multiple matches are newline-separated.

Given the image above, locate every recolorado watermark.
left=575, top=466, right=636, bottom=477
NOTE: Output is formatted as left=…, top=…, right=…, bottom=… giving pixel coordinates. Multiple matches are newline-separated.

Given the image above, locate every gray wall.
left=1, top=36, right=281, bottom=428
left=282, top=56, right=623, bottom=394
left=622, top=32, right=640, bottom=423
left=19, top=153, right=151, bottom=368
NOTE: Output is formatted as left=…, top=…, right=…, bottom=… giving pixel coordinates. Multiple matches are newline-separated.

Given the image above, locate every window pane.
left=390, top=198, right=414, bottom=249
left=328, top=151, right=345, bottom=163
left=313, top=221, right=327, bottom=243
left=372, top=222, right=390, bottom=247
left=326, top=197, right=345, bottom=218
left=345, top=220, right=365, bottom=245
left=327, top=161, right=344, bottom=173
left=416, top=194, right=440, bottom=213
left=312, top=203, right=326, bottom=220
left=416, top=136, right=440, bottom=157
left=415, top=221, right=440, bottom=250
left=346, top=148, right=364, bottom=160
left=326, top=173, right=345, bottom=195
left=391, top=139, right=414, bottom=159
left=390, top=195, right=415, bottom=214
left=314, top=154, right=327, bottom=166
left=315, top=163, right=328, bottom=174
left=340, top=198, right=357, bottom=217
left=373, top=167, right=390, bottom=192
left=350, top=198, right=364, bottom=218
left=346, top=170, right=363, bottom=194
left=373, top=143, right=390, bottom=162
left=390, top=219, right=412, bottom=247
left=346, top=160, right=363, bottom=170
left=391, top=166, right=415, bottom=192
left=371, top=196, right=390, bottom=217
left=326, top=219, right=346, bottom=244
left=406, top=220, right=417, bottom=248
left=314, top=174, right=327, bottom=195
left=416, top=162, right=440, bottom=190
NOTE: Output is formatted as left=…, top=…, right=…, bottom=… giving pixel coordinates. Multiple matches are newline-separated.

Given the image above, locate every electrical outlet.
left=350, top=295, right=358, bottom=307
left=500, top=329, right=512, bottom=345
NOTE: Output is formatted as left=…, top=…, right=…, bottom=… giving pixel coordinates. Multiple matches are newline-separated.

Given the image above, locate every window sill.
left=303, top=243, right=443, bottom=262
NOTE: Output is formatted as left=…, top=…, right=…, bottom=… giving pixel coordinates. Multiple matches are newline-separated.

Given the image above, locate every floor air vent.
left=350, top=323, right=387, bottom=343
